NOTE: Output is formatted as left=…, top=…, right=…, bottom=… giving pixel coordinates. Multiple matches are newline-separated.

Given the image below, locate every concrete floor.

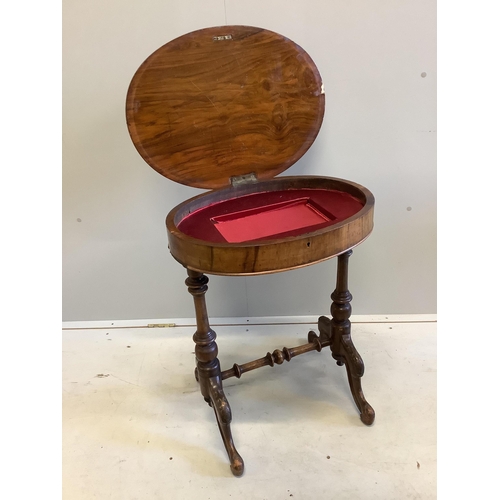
left=62, top=319, right=436, bottom=499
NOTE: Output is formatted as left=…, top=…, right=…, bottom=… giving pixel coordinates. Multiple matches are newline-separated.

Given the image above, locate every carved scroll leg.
left=338, top=335, right=375, bottom=425
left=208, top=377, right=244, bottom=477
left=186, top=270, right=244, bottom=476
left=330, top=250, right=375, bottom=426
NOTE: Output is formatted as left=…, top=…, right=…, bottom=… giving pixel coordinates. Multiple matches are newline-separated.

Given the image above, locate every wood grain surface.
left=126, top=26, right=325, bottom=189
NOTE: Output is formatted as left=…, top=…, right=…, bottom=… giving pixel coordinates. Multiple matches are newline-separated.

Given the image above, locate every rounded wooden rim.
left=166, top=176, right=374, bottom=275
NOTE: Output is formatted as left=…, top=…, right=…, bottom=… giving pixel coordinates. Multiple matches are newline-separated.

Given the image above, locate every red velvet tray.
left=178, top=188, right=364, bottom=244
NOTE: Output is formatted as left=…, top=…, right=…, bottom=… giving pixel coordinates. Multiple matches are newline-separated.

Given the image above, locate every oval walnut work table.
left=126, top=26, right=375, bottom=477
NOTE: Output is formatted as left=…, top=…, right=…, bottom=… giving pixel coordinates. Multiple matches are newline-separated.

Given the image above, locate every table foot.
left=338, top=334, right=375, bottom=425
left=208, top=378, right=244, bottom=476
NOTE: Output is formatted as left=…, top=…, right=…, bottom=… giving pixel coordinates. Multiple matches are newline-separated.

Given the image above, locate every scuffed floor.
left=63, top=320, right=436, bottom=499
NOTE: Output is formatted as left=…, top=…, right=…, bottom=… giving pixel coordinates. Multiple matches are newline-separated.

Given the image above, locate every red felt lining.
left=211, top=198, right=334, bottom=243
left=177, top=188, right=364, bottom=243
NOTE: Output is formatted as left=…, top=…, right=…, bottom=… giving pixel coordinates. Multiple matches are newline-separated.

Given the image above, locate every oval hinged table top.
left=126, top=26, right=325, bottom=189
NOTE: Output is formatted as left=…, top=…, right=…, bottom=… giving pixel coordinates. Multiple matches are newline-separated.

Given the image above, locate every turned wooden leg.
left=321, top=250, right=375, bottom=425
left=185, top=270, right=244, bottom=476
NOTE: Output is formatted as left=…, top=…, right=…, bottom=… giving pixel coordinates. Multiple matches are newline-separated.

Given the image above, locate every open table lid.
left=126, top=26, right=325, bottom=190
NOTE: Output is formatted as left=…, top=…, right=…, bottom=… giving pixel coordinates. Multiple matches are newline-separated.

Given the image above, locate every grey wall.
left=63, top=0, right=436, bottom=321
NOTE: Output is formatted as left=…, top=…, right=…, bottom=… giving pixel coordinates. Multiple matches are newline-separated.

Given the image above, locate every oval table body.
left=167, top=176, right=374, bottom=275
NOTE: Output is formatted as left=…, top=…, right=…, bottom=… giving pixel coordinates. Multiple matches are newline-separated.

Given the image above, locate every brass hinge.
left=230, top=172, right=258, bottom=187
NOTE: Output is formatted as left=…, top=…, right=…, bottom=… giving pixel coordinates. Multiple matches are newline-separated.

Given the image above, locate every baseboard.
left=62, top=314, right=436, bottom=330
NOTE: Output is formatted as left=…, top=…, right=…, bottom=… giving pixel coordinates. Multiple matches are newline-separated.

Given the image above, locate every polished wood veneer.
left=126, top=26, right=324, bottom=189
